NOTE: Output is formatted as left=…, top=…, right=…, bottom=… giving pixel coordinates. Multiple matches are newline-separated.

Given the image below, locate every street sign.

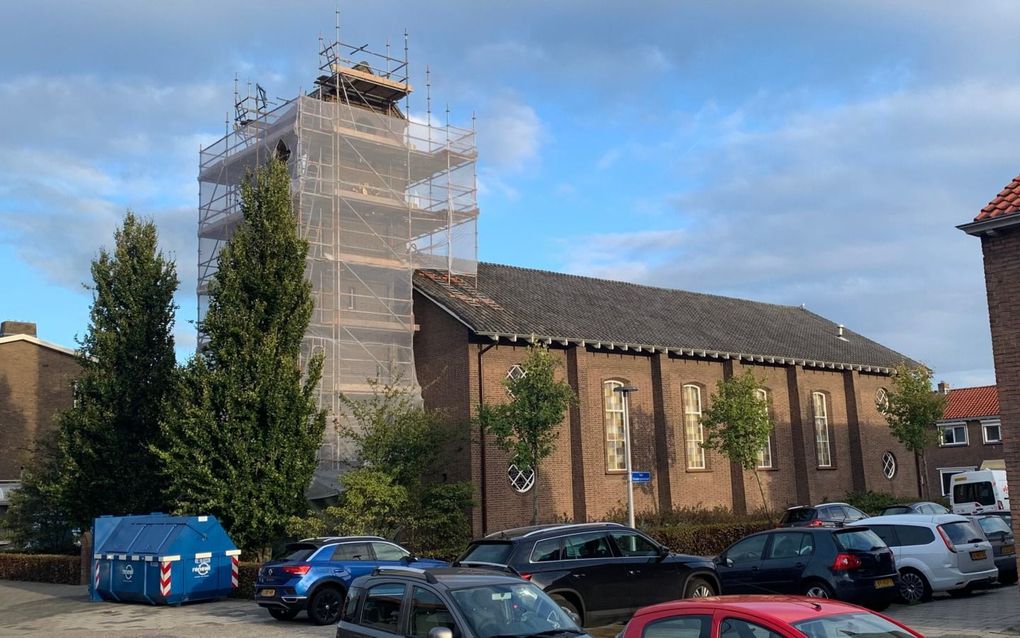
left=631, top=471, right=651, bottom=484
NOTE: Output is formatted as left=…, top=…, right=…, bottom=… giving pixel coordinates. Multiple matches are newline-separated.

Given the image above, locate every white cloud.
left=475, top=96, right=544, bottom=173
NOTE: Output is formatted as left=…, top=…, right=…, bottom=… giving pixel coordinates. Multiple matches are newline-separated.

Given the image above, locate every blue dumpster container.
left=90, top=513, right=240, bottom=605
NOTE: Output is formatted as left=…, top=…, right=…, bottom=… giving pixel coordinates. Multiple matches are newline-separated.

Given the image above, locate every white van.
left=950, top=470, right=1009, bottom=516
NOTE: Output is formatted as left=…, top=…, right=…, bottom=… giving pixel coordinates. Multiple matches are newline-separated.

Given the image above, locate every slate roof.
left=414, top=263, right=915, bottom=373
left=943, top=386, right=999, bottom=420
left=976, top=174, right=1020, bottom=221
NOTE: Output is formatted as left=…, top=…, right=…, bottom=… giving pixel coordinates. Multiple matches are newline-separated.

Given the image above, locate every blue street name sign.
left=631, top=471, right=651, bottom=483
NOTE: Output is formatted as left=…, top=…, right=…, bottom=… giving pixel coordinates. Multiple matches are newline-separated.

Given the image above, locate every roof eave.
left=958, top=213, right=1020, bottom=237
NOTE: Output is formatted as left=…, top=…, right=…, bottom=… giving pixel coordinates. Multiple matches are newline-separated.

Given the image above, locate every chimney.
left=0, top=321, right=37, bottom=337
left=937, top=380, right=950, bottom=395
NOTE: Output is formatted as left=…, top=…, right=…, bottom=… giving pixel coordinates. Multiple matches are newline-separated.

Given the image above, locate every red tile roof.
left=943, top=385, right=999, bottom=420
left=977, top=174, right=1020, bottom=221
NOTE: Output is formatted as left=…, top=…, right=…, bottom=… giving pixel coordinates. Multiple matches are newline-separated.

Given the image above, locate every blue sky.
left=1, top=1, right=1018, bottom=387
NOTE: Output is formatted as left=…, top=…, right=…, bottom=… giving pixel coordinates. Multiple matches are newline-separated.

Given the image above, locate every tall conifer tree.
left=158, top=158, right=326, bottom=553
left=58, top=212, right=179, bottom=528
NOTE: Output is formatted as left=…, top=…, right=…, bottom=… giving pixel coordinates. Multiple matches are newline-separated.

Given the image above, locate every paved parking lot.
left=1, top=580, right=1018, bottom=637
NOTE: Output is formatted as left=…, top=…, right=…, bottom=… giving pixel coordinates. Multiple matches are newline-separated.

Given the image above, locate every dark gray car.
left=971, top=514, right=1018, bottom=585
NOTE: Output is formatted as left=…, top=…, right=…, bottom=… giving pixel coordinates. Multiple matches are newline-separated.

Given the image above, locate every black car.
left=878, top=502, right=950, bottom=516
left=972, top=514, right=1018, bottom=585
left=715, top=526, right=899, bottom=610
left=780, top=503, right=868, bottom=528
left=455, top=522, right=718, bottom=627
left=336, top=566, right=589, bottom=638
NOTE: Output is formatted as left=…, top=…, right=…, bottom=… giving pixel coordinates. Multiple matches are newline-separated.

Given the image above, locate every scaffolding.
left=198, top=35, right=478, bottom=498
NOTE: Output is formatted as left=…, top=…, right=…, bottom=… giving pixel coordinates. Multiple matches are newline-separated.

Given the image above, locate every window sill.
left=816, top=466, right=838, bottom=471
left=984, top=441, right=1002, bottom=446
left=685, top=468, right=712, bottom=473
left=939, top=443, right=968, bottom=448
left=755, top=467, right=779, bottom=472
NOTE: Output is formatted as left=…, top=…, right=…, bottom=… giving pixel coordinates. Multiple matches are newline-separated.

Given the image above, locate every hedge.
left=0, top=553, right=80, bottom=584
left=646, top=521, right=772, bottom=557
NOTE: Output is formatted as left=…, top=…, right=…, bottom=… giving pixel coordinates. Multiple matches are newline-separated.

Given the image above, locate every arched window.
left=603, top=380, right=627, bottom=471
left=755, top=388, right=773, bottom=469
left=683, top=384, right=706, bottom=469
left=812, top=392, right=831, bottom=467
left=876, top=388, right=889, bottom=411
left=882, top=451, right=897, bottom=479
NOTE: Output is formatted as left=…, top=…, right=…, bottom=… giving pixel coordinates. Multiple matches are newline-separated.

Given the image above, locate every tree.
left=58, top=211, right=179, bottom=529
left=157, top=158, right=326, bottom=555
left=878, top=363, right=947, bottom=500
left=700, top=370, right=775, bottom=523
left=4, top=434, right=77, bottom=553
left=478, top=345, right=575, bottom=525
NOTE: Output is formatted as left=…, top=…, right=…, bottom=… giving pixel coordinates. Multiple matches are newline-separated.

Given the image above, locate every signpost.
left=631, top=471, right=651, bottom=484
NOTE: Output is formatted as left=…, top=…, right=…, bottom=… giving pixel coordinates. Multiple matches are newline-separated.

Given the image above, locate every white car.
left=855, top=514, right=997, bottom=604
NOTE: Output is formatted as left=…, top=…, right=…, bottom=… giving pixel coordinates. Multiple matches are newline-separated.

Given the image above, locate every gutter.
left=958, top=214, right=1020, bottom=236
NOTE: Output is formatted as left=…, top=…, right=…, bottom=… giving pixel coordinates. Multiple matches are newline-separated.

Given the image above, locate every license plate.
left=874, top=578, right=895, bottom=589
left=1003, top=546, right=1015, bottom=556
left=971, top=551, right=987, bottom=560
left=260, top=589, right=276, bottom=597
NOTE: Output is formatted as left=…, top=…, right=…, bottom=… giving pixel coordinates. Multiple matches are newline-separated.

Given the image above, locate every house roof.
left=943, top=385, right=999, bottom=420
left=0, top=333, right=76, bottom=357
left=413, top=263, right=915, bottom=373
left=977, top=175, right=1020, bottom=222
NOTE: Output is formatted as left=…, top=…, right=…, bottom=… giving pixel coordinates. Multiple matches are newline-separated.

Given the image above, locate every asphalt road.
left=0, top=580, right=1018, bottom=637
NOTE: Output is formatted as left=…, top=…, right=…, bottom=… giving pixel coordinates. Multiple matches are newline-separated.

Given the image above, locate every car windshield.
left=449, top=582, right=582, bottom=638
left=783, top=508, right=817, bottom=524
left=978, top=516, right=1012, bottom=536
left=793, top=612, right=914, bottom=637
left=274, top=543, right=316, bottom=561
left=941, top=521, right=986, bottom=545
left=460, top=542, right=514, bottom=566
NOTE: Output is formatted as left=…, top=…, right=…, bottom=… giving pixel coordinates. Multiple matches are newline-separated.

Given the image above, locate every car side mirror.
left=401, top=554, right=417, bottom=565
left=429, top=628, right=454, bottom=638
left=657, top=545, right=669, bottom=560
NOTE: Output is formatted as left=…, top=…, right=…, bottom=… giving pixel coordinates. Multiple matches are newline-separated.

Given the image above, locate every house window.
left=812, top=392, right=831, bottom=468
left=882, top=451, right=897, bottom=479
left=983, top=419, right=1002, bottom=444
left=876, top=388, right=889, bottom=410
left=683, top=384, right=705, bottom=470
left=939, top=422, right=968, bottom=446
left=939, top=467, right=976, bottom=496
left=604, top=381, right=627, bottom=471
left=505, top=364, right=526, bottom=399
left=755, top=388, right=772, bottom=469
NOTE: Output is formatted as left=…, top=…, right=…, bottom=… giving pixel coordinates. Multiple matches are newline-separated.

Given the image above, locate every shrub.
left=842, top=490, right=900, bottom=515
left=0, top=553, right=80, bottom=584
left=230, top=562, right=260, bottom=599
left=646, top=521, right=772, bottom=557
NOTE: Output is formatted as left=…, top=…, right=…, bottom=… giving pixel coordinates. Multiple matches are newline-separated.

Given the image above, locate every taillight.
left=832, top=553, right=862, bottom=571
left=281, top=564, right=311, bottom=576
left=936, top=526, right=957, bottom=553
left=519, top=573, right=532, bottom=581
left=808, top=519, right=825, bottom=527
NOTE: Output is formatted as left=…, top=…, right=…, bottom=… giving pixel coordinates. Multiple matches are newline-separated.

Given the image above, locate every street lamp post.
left=613, top=385, right=639, bottom=529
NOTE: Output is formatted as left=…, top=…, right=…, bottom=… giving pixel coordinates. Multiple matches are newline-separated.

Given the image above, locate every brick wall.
left=979, top=226, right=1020, bottom=566
left=926, top=418, right=1003, bottom=497
left=0, top=340, right=79, bottom=480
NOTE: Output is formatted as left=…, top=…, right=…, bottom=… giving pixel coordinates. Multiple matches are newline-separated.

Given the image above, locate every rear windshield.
left=793, top=612, right=913, bottom=638
left=460, top=542, right=514, bottom=565
left=881, top=506, right=911, bottom=516
left=783, top=508, right=817, bottom=524
left=276, top=543, right=316, bottom=561
left=978, top=516, right=1012, bottom=536
left=953, top=481, right=996, bottom=506
left=941, top=521, right=986, bottom=546
left=834, top=529, right=886, bottom=552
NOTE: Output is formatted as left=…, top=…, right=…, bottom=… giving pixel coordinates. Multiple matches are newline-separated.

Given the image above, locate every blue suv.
left=255, top=535, right=447, bottom=624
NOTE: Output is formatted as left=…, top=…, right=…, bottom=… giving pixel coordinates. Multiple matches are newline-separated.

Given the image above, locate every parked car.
left=779, top=503, right=868, bottom=528
left=617, top=596, right=923, bottom=638
left=879, top=502, right=950, bottom=516
left=255, top=536, right=447, bottom=625
left=455, top=522, right=719, bottom=626
left=714, top=526, right=898, bottom=609
left=336, top=566, right=589, bottom=638
left=855, top=514, right=998, bottom=603
left=950, top=469, right=1009, bottom=516
left=971, top=514, right=1018, bottom=585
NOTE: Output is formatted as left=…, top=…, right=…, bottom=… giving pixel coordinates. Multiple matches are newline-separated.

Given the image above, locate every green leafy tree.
left=58, top=211, right=178, bottom=529
left=878, top=363, right=947, bottom=499
left=4, top=434, right=76, bottom=553
left=700, top=370, right=775, bottom=523
left=478, top=345, right=576, bottom=525
left=157, top=158, right=326, bottom=555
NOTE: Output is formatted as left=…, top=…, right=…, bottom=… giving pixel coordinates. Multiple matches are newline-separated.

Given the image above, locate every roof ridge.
left=949, top=384, right=997, bottom=390
left=477, top=261, right=809, bottom=313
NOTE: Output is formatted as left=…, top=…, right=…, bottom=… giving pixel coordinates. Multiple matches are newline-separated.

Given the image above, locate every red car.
left=619, top=596, right=923, bottom=638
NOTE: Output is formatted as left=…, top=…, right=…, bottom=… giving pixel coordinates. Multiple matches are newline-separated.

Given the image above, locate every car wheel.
left=308, top=586, right=345, bottom=625
left=898, top=569, right=931, bottom=604
left=802, top=581, right=834, bottom=599
left=550, top=594, right=583, bottom=627
left=684, top=577, right=717, bottom=598
left=267, top=607, right=300, bottom=621
left=867, top=598, right=891, bottom=612
left=1000, top=572, right=1019, bottom=586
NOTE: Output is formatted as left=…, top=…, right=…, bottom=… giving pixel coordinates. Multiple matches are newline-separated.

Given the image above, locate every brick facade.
left=413, top=292, right=919, bottom=535
left=0, top=326, right=80, bottom=480
left=926, top=417, right=1003, bottom=498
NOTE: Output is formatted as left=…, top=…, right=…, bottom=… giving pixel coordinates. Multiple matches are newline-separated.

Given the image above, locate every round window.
left=508, top=464, right=535, bottom=493
left=882, top=451, right=897, bottom=479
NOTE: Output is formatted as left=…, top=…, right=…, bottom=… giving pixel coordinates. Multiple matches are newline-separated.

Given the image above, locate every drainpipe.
left=477, top=341, right=496, bottom=535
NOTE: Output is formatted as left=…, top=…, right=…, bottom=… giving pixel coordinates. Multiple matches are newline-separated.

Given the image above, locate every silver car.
left=855, top=514, right=997, bottom=604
